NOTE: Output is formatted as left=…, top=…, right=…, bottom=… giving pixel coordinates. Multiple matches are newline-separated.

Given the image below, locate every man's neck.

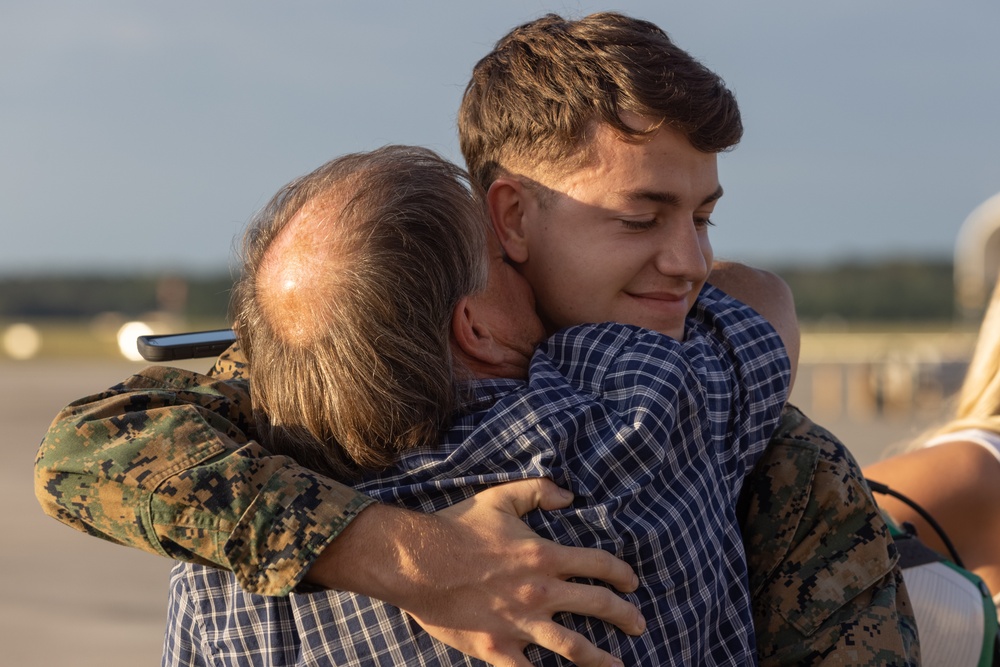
left=452, top=346, right=530, bottom=381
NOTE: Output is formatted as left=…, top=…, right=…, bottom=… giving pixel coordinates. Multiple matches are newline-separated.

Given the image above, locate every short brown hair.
left=232, top=146, right=489, bottom=478
left=458, top=12, right=743, bottom=190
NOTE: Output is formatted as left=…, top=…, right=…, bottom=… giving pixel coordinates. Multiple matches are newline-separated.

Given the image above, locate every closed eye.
left=618, top=218, right=657, bottom=231
left=695, top=216, right=715, bottom=228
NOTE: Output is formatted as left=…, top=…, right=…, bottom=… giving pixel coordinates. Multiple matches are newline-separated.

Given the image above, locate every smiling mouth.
left=621, top=292, right=690, bottom=338
left=627, top=290, right=690, bottom=304
left=624, top=291, right=694, bottom=325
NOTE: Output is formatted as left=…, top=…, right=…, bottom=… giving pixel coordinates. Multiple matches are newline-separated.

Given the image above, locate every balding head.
left=256, top=196, right=348, bottom=347
left=232, top=146, right=489, bottom=478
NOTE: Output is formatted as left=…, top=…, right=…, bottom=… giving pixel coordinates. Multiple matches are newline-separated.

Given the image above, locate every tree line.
left=0, top=258, right=956, bottom=325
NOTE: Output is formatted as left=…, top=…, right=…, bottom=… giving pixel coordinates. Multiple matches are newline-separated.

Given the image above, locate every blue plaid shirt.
left=164, top=285, right=790, bottom=666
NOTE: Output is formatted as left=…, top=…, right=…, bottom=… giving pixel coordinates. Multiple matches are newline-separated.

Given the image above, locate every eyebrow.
left=623, top=185, right=725, bottom=207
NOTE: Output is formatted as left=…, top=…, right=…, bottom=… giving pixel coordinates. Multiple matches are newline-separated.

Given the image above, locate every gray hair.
left=232, top=145, right=489, bottom=478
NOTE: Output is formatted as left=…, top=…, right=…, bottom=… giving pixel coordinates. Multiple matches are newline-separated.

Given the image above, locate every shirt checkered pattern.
left=163, top=285, right=790, bottom=666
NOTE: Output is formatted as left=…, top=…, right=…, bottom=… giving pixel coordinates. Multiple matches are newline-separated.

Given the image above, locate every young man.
left=462, top=14, right=915, bottom=663
left=35, top=11, right=918, bottom=666
left=164, top=144, right=791, bottom=665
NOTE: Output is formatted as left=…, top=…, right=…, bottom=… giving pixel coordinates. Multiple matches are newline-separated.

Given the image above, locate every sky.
left=3, top=0, right=999, bottom=276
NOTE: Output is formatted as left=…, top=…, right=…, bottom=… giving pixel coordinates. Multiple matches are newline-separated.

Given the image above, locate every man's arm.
left=711, top=264, right=918, bottom=662
left=314, top=480, right=644, bottom=667
left=709, top=260, right=800, bottom=388
left=34, top=360, right=642, bottom=667
left=738, top=405, right=920, bottom=666
left=33, top=364, right=371, bottom=595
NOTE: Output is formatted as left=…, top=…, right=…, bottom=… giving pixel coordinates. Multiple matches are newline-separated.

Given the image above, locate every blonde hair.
left=927, top=279, right=1000, bottom=439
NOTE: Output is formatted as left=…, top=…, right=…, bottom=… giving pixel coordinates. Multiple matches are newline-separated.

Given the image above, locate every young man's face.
left=501, top=118, right=720, bottom=341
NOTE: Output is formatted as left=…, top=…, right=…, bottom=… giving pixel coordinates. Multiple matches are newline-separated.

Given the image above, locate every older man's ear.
left=451, top=296, right=502, bottom=370
left=450, top=296, right=534, bottom=381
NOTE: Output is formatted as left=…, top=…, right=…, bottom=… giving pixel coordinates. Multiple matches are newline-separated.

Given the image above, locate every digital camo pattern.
left=739, top=404, right=920, bottom=666
left=34, top=345, right=919, bottom=661
left=33, top=344, right=373, bottom=596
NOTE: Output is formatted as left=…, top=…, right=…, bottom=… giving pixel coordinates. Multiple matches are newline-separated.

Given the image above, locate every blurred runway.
left=2, top=359, right=205, bottom=666
left=2, top=358, right=943, bottom=665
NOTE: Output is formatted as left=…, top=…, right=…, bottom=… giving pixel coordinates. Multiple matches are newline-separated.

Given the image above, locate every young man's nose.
left=652, top=222, right=709, bottom=280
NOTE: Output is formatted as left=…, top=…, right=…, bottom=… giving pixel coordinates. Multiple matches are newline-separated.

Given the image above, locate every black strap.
left=867, top=478, right=965, bottom=568
left=891, top=530, right=947, bottom=569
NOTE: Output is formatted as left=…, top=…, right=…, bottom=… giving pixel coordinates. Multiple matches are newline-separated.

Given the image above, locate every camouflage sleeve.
left=739, top=404, right=920, bottom=666
left=33, top=346, right=374, bottom=596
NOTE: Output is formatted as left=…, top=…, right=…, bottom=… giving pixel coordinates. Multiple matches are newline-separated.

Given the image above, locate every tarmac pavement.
left=2, top=359, right=192, bottom=666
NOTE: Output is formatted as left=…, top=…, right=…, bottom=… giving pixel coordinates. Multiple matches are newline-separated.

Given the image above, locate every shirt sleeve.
left=33, top=350, right=374, bottom=597
left=684, top=286, right=791, bottom=467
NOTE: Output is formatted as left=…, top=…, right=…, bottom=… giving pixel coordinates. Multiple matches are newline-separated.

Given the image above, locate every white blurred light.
left=3, top=323, right=42, bottom=360
left=117, top=321, right=153, bottom=361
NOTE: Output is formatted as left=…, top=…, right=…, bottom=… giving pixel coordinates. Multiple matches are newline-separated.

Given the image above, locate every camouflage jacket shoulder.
left=740, top=404, right=920, bottom=666
left=33, top=343, right=373, bottom=596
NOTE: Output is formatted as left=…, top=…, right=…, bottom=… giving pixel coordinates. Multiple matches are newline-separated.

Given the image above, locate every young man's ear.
left=486, top=178, right=530, bottom=263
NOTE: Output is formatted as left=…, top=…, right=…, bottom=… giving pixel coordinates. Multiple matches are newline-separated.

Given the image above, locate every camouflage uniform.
left=35, top=345, right=918, bottom=664
left=740, top=405, right=919, bottom=666
left=34, top=346, right=373, bottom=596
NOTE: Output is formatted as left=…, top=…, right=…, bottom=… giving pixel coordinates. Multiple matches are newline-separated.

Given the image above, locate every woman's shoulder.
left=924, top=427, right=1000, bottom=462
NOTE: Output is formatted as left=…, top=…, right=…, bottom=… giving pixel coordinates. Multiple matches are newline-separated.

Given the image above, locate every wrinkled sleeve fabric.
left=739, top=404, right=920, bottom=666
left=34, top=346, right=373, bottom=596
